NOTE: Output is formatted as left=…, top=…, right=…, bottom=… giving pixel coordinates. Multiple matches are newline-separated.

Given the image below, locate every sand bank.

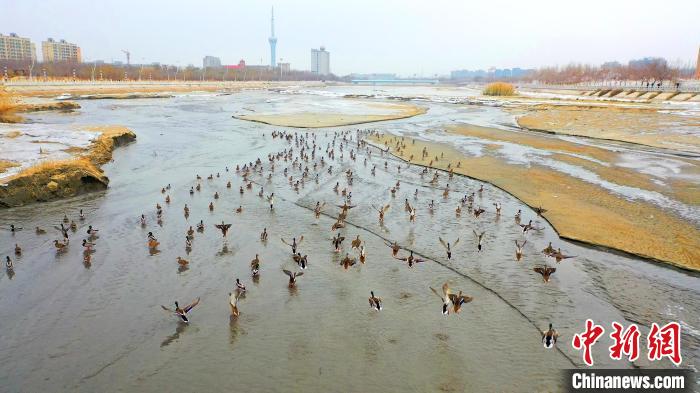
left=369, top=129, right=700, bottom=271
left=234, top=102, right=426, bottom=128
left=512, top=104, right=700, bottom=154
left=0, top=126, right=135, bottom=207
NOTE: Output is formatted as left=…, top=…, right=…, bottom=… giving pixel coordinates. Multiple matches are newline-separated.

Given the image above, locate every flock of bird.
left=3, top=128, right=573, bottom=348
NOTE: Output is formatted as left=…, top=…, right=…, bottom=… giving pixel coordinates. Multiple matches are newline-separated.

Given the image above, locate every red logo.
left=609, top=322, right=640, bottom=361
left=647, top=322, right=682, bottom=366
left=572, top=319, right=605, bottom=366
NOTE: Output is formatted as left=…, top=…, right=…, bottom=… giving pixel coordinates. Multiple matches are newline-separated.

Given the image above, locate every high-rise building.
left=42, top=38, right=81, bottom=62
left=310, top=46, right=330, bottom=75
left=268, top=7, right=277, bottom=68
left=695, top=46, right=700, bottom=80
left=0, top=33, right=36, bottom=62
left=203, top=56, right=221, bottom=68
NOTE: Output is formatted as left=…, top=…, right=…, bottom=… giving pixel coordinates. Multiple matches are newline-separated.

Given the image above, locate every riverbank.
left=368, top=130, right=700, bottom=271
left=0, top=125, right=136, bottom=207
left=234, top=101, right=427, bottom=128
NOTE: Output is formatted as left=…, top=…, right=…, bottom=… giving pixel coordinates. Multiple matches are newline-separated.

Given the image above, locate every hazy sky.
left=2, top=0, right=698, bottom=76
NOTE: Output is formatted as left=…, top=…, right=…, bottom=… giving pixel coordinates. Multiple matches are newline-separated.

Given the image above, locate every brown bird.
left=283, top=269, right=304, bottom=288
left=373, top=204, right=391, bottom=223
left=176, top=256, right=189, bottom=266
left=515, top=240, right=526, bottom=261
left=351, top=235, right=362, bottom=249
left=533, top=265, right=556, bottom=282
left=340, top=253, right=357, bottom=269
left=215, top=221, right=232, bottom=237
left=394, top=250, right=425, bottom=268
left=385, top=240, right=401, bottom=257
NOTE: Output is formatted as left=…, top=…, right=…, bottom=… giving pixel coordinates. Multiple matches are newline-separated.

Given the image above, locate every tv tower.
left=268, top=7, right=277, bottom=68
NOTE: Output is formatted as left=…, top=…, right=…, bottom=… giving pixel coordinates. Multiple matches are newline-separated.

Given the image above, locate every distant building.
left=224, top=60, right=247, bottom=70
left=42, top=38, right=81, bottom=62
left=628, top=57, right=667, bottom=70
left=278, top=62, right=290, bottom=73
left=310, top=46, right=330, bottom=75
left=0, top=33, right=36, bottom=62
left=203, top=56, right=221, bottom=68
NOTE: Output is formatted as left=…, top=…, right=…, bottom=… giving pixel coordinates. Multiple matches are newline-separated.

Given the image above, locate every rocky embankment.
left=0, top=127, right=136, bottom=208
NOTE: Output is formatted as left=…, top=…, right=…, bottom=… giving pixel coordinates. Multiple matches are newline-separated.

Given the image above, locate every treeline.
left=0, top=60, right=337, bottom=82
left=526, top=59, right=695, bottom=84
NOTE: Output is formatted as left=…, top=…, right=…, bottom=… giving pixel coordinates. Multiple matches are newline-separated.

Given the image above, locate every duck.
left=235, top=206, right=243, bottom=213
left=534, top=206, right=548, bottom=216
left=533, top=264, right=556, bottom=282
left=515, top=209, right=522, bottom=223
left=250, top=254, right=261, bottom=275
left=226, top=181, right=232, bottom=189
left=282, top=269, right=304, bottom=288
left=184, top=204, right=190, bottom=215
left=473, top=207, right=485, bottom=218
left=331, top=234, right=345, bottom=252
left=358, top=245, right=367, bottom=264
left=140, top=215, right=146, bottom=226
left=314, top=202, right=326, bottom=219
left=394, top=250, right=425, bottom=268
left=373, top=204, right=390, bottom=223
left=552, top=248, right=576, bottom=263
left=281, top=236, right=303, bottom=254
left=209, top=202, right=214, bottom=211
left=292, top=253, right=308, bottom=269
left=368, top=291, right=382, bottom=311
left=351, top=235, right=362, bottom=249
left=430, top=282, right=473, bottom=314
left=63, top=214, right=69, bottom=223
left=82, top=239, right=95, bottom=252
left=161, top=298, right=200, bottom=323
left=214, top=222, right=232, bottom=237
left=430, top=282, right=451, bottom=315
left=196, top=220, right=205, bottom=232
left=14, top=244, right=21, bottom=256
left=187, top=226, right=195, bottom=238
left=472, top=230, right=486, bottom=252
left=493, top=202, right=501, bottom=216
left=35, top=226, right=46, bottom=235
left=515, top=240, right=526, bottom=261
left=54, top=239, right=68, bottom=251
left=439, top=237, right=459, bottom=259
left=235, top=278, right=246, bottom=293
left=455, top=205, right=462, bottom=216
left=214, top=192, right=219, bottom=200
left=260, top=228, right=268, bottom=242
left=542, top=323, right=559, bottom=348
left=147, top=232, right=160, bottom=249
left=340, top=253, right=357, bottom=269
left=176, top=257, right=188, bottom=267
left=385, top=240, right=401, bottom=257
left=5, top=256, right=13, bottom=270
left=165, top=195, right=171, bottom=204
left=542, top=242, right=555, bottom=256
left=7, top=224, right=23, bottom=233
left=229, top=292, right=241, bottom=317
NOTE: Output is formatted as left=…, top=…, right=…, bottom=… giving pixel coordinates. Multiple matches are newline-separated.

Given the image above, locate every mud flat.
left=512, top=104, right=700, bottom=154
left=369, top=128, right=700, bottom=271
left=234, top=102, right=426, bottom=128
left=0, top=125, right=135, bottom=207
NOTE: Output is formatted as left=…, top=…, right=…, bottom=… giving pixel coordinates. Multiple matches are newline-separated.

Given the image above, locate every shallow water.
left=0, top=90, right=698, bottom=392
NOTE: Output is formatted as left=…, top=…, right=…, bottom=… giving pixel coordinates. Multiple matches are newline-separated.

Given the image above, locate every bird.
left=351, top=235, right=362, bottom=249
left=534, top=206, right=548, bottom=216
left=394, top=250, right=425, bottom=268
left=493, top=202, right=502, bottom=216
left=313, top=202, right=326, bottom=218
left=385, top=240, right=401, bottom=257
left=281, top=236, right=303, bottom=254
left=54, top=240, right=68, bottom=251
left=372, top=204, right=391, bottom=223
left=14, top=244, right=21, bottom=256
left=542, top=242, right=555, bottom=256
left=473, top=207, right=485, bottom=218
left=340, top=253, right=357, bottom=269
left=283, top=269, right=304, bottom=288
left=215, top=222, right=232, bottom=237
left=235, top=206, right=243, bottom=213
left=292, top=253, right=308, bottom=269
left=176, top=257, right=189, bottom=267
left=368, top=291, right=382, bottom=311
left=331, top=234, right=345, bottom=252
left=533, top=265, right=556, bottom=282
left=260, top=228, right=268, bottom=242
left=235, top=278, right=246, bottom=293
left=147, top=232, right=159, bottom=249
left=542, top=323, right=559, bottom=348
left=472, top=230, right=486, bottom=252
left=35, top=226, right=46, bottom=234
left=515, top=240, right=527, bottom=261
left=358, top=245, right=367, bottom=263
left=161, top=298, right=200, bottom=323
left=82, top=239, right=95, bottom=252
left=551, top=248, right=576, bottom=263
left=430, top=282, right=451, bottom=315
left=229, top=292, right=241, bottom=317
left=439, top=237, right=459, bottom=259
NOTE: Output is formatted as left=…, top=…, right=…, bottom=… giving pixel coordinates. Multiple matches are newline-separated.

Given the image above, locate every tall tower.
left=268, top=7, right=277, bottom=68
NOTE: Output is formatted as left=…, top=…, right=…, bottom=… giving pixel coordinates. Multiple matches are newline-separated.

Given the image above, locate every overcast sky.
left=2, top=0, right=698, bottom=76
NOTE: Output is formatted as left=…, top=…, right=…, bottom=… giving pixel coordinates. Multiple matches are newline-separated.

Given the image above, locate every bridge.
left=351, top=79, right=439, bottom=85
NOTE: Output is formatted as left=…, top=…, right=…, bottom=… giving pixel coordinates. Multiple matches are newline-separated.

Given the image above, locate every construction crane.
left=121, top=50, right=130, bottom=65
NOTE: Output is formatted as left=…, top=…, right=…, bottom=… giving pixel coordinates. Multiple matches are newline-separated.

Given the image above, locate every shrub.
left=483, top=82, right=515, bottom=96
